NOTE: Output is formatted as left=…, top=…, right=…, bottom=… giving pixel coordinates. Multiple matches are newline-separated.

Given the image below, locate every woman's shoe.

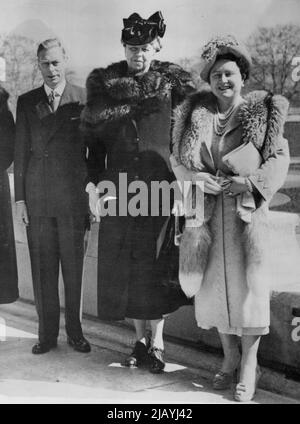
left=213, top=354, right=241, bottom=390
left=234, top=366, right=262, bottom=402
left=124, top=340, right=150, bottom=368
left=212, top=369, right=238, bottom=390
left=148, top=347, right=165, bottom=374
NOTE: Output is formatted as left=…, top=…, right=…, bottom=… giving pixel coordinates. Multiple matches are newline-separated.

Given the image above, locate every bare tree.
left=0, top=34, right=84, bottom=114
left=0, top=34, right=42, bottom=114
left=177, top=57, right=206, bottom=90
left=246, top=24, right=300, bottom=102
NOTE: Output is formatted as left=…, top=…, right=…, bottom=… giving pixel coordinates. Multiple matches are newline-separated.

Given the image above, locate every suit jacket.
left=14, top=83, right=88, bottom=217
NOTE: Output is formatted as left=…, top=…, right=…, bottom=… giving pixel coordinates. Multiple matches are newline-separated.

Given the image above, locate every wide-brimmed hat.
left=121, top=11, right=166, bottom=46
left=199, top=35, right=252, bottom=82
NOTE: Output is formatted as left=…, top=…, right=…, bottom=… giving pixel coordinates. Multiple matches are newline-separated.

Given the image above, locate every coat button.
left=134, top=156, right=139, bottom=161
left=44, top=151, right=49, bottom=157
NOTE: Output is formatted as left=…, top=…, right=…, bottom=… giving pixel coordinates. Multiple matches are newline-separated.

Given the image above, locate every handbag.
left=155, top=215, right=192, bottom=308
left=222, top=141, right=262, bottom=176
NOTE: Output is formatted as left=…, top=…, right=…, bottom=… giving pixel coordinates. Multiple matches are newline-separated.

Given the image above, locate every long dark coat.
left=82, top=60, right=194, bottom=320
left=0, top=88, right=18, bottom=304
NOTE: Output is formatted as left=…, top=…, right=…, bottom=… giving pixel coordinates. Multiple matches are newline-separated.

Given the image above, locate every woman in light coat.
left=171, top=35, right=290, bottom=401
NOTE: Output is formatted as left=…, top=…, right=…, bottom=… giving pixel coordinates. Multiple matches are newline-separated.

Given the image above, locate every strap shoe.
left=124, top=340, right=150, bottom=368
left=148, top=347, right=165, bottom=374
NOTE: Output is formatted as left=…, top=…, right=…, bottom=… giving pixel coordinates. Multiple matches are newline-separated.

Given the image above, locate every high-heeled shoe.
left=124, top=339, right=151, bottom=368
left=213, top=368, right=239, bottom=390
left=213, top=354, right=241, bottom=390
left=148, top=347, right=165, bottom=374
left=234, top=365, right=262, bottom=402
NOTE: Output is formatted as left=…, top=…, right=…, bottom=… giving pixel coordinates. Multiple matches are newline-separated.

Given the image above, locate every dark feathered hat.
left=121, top=11, right=166, bottom=45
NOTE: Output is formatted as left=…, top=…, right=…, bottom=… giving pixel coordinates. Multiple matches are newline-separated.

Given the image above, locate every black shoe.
left=32, top=341, right=57, bottom=355
left=149, top=347, right=165, bottom=374
left=124, top=340, right=150, bottom=368
left=67, top=336, right=91, bottom=353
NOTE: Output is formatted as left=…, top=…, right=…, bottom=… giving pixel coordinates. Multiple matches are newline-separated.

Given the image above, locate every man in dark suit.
left=14, top=38, right=91, bottom=354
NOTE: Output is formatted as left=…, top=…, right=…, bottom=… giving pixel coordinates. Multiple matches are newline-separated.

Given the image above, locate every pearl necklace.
left=213, top=103, right=236, bottom=136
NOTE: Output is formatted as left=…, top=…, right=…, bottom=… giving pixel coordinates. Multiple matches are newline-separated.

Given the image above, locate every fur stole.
left=172, top=89, right=289, bottom=165
left=172, top=89, right=290, bottom=298
left=81, top=60, right=194, bottom=130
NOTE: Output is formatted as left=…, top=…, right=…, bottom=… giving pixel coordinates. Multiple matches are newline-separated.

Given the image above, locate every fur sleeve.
left=86, top=68, right=107, bottom=105
left=167, top=63, right=196, bottom=100
left=82, top=67, right=131, bottom=130
left=171, top=98, right=191, bottom=161
left=263, top=94, right=289, bottom=159
left=158, top=61, right=196, bottom=107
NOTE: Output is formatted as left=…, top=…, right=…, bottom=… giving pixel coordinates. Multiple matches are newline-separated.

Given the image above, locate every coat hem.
left=0, top=292, right=19, bottom=304
left=197, top=322, right=269, bottom=336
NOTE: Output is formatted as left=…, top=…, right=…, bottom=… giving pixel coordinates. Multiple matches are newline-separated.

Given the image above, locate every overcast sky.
left=0, top=0, right=299, bottom=69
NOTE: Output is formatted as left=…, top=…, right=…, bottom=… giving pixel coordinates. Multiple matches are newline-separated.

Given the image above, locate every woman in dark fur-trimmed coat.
left=171, top=35, right=290, bottom=402
left=81, top=12, right=194, bottom=373
left=0, top=87, right=18, bottom=305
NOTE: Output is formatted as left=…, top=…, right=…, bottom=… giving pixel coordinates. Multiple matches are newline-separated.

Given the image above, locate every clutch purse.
left=222, top=141, right=262, bottom=176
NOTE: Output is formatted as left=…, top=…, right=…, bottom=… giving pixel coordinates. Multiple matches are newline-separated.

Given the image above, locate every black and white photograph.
left=0, top=0, right=300, bottom=407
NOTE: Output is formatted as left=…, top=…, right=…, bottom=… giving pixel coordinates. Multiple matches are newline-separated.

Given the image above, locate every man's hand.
left=89, top=190, right=99, bottom=217
left=16, top=202, right=29, bottom=225
left=86, top=183, right=100, bottom=222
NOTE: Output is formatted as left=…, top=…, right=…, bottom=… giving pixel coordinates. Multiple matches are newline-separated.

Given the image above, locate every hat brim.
left=122, top=35, right=156, bottom=46
left=121, top=26, right=159, bottom=46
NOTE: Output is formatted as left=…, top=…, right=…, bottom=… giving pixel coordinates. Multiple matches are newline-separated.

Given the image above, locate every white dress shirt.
left=44, top=79, right=66, bottom=112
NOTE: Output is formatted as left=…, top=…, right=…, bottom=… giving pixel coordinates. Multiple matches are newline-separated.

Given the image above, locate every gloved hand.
left=85, top=183, right=100, bottom=222
left=16, top=201, right=29, bottom=225
left=172, top=199, right=185, bottom=216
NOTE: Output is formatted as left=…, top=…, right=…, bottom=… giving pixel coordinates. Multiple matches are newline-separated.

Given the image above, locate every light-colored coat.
left=171, top=90, right=292, bottom=330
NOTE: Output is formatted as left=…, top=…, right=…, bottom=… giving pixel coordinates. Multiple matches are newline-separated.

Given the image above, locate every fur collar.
left=81, top=60, right=194, bottom=128
left=172, top=89, right=289, bottom=169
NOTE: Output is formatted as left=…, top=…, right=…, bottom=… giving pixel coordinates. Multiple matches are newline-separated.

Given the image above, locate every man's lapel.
left=37, top=83, right=79, bottom=144
left=35, top=86, right=52, bottom=120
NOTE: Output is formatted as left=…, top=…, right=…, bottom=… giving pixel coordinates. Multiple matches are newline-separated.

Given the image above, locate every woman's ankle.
left=239, top=358, right=258, bottom=384
left=221, top=350, right=241, bottom=373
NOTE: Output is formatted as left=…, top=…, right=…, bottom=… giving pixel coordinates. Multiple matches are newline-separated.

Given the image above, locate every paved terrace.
left=0, top=301, right=298, bottom=404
